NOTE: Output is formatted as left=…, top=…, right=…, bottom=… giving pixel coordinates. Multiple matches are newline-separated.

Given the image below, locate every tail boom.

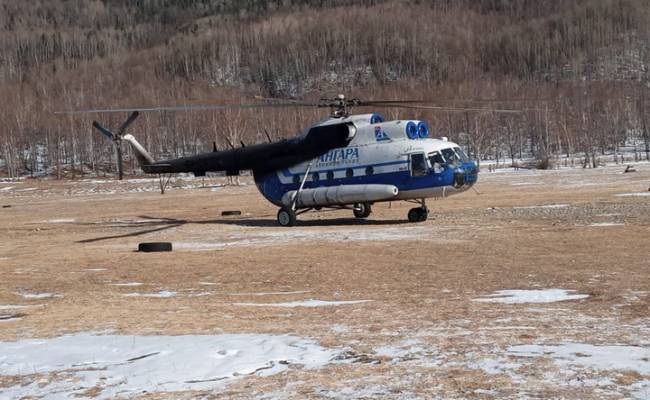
left=122, top=134, right=155, bottom=166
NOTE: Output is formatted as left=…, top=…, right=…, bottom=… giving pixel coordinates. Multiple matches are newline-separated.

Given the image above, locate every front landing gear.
left=407, top=199, right=429, bottom=223
left=277, top=207, right=297, bottom=227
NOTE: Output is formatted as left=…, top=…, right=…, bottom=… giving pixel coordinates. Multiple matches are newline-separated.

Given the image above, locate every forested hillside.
left=1, top=0, right=649, bottom=177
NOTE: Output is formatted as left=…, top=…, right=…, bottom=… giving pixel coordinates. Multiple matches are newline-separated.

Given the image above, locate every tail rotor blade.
left=93, top=121, right=116, bottom=140
left=117, top=111, right=140, bottom=136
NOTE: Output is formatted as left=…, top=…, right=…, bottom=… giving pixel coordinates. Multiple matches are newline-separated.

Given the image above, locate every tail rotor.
left=92, top=111, right=139, bottom=180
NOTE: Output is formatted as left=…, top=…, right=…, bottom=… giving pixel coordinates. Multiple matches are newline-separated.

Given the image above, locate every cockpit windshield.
left=454, top=147, right=470, bottom=162
left=441, top=148, right=460, bottom=165
left=439, top=147, right=469, bottom=164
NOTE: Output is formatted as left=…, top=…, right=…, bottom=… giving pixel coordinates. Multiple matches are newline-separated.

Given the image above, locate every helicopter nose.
left=466, top=161, right=479, bottom=185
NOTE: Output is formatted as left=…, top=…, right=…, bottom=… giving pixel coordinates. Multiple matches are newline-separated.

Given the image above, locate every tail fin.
left=122, top=134, right=155, bottom=166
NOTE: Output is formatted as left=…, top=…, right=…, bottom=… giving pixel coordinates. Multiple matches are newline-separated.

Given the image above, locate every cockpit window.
left=454, top=147, right=470, bottom=162
left=428, top=151, right=444, bottom=165
left=441, top=148, right=459, bottom=165
left=428, top=151, right=445, bottom=173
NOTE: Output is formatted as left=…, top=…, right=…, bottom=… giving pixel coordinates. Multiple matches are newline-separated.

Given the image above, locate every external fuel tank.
left=281, top=184, right=398, bottom=208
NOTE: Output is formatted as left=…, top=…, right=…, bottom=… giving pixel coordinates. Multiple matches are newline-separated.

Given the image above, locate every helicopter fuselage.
left=253, top=113, right=478, bottom=208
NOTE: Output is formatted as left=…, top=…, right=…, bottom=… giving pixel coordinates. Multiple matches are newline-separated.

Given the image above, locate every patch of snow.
left=374, top=339, right=430, bottom=364
left=234, top=299, right=372, bottom=308
left=0, top=186, right=15, bottom=191
left=15, top=292, right=62, bottom=300
left=616, top=192, right=650, bottom=197
left=513, top=204, right=570, bottom=209
left=473, top=289, right=589, bottom=304
left=474, top=388, right=498, bottom=395
left=83, top=178, right=158, bottom=184
left=198, top=281, right=218, bottom=286
left=589, top=222, right=625, bottom=227
left=510, top=182, right=543, bottom=186
left=507, top=343, right=650, bottom=375
left=44, top=218, right=75, bottom=223
left=109, top=282, right=143, bottom=287
left=330, top=324, right=349, bottom=333
left=123, top=290, right=176, bottom=298
left=84, top=268, right=107, bottom=272
left=478, top=326, right=537, bottom=331
left=315, top=385, right=396, bottom=399
left=188, top=292, right=213, bottom=297
left=469, top=357, right=522, bottom=375
left=0, top=304, right=42, bottom=310
left=174, top=242, right=231, bottom=251
left=0, top=333, right=337, bottom=399
left=630, top=380, right=650, bottom=400
left=228, top=291, right=310, bottom=296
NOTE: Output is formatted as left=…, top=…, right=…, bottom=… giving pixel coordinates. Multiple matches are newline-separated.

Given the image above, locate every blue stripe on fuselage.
left=255, top=160, right=477, bottom=206
left=281, top=159, right=408, bottom=178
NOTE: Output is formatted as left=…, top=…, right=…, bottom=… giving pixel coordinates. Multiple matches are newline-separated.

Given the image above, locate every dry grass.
left=0, top=164, right=649, bottom=398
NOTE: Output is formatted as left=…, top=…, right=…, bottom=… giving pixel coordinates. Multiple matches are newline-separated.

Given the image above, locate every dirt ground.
left=0, top=164, right=649, bottom=399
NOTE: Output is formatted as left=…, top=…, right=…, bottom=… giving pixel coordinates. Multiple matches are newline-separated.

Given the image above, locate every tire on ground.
left=138, top=242, right=172, bottom=252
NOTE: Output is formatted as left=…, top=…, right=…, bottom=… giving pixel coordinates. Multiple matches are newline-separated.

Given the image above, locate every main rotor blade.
left=117, top=111, right=140, bottom=135
left=363, top=103, right=528, bottom=113
left=358, top=98, right=551, bottom=106
left=92, top=121, right=116, bottom=140
left=441, top=98, right=553, bottom=103
left=57, top=101, right=319, bottom=114
left=357, top=99, right=435, bottom=105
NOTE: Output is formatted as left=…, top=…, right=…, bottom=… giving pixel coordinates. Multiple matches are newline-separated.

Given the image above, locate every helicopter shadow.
left=76, top=214, right=409, bottom=243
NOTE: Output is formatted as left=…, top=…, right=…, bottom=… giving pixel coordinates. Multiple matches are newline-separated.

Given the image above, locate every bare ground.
left=0, top=164, right=649, bottom=399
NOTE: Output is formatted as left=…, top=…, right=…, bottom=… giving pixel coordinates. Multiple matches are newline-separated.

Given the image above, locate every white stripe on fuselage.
left=279, top=137, right=455, bottom=185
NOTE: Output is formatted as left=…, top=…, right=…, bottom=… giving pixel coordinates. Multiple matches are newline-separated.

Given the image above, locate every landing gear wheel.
left=353, top=202, right=372, bottom=218
left=419, top=208, right=429, bottom=222
left=277, top=207, right=297, bottom=227
left=408, top=207, right=428, bottom=223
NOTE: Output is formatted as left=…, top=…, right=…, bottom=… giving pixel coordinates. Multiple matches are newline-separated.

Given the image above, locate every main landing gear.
left=277, top=207, right=297, bottom=227
left=353, top=202, right=372, bottom=219
left=276, top=202, right=373, bottom=226
left=407, top=199, right=429, bottom=223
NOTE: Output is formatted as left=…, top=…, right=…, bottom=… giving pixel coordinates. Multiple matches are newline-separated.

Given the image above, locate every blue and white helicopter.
left=86, top=95, right=484, bottom=226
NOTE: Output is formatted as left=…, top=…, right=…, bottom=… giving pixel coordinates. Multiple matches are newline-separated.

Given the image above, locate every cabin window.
left=410, top=153, right=427, bottom=177
left=293, top=174, right=301, bottom=184
left=428, top=151, right=445, bottom=173
left=312, top=172, right=320, bottom=182
left=365, top=166, right=374, bottom=176
left=346, top=168, right=354, bottom=178
left=327, top=171, right=334, bottom=180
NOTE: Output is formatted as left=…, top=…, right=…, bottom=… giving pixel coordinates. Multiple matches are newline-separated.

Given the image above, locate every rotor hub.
left=320, top=94, right=361, bottom=117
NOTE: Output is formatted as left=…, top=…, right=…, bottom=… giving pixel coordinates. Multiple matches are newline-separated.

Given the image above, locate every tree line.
left=0, top=0, right=649, bottom=177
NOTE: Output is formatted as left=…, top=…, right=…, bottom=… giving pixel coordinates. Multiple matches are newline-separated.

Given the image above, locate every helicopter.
left=77, top=95, right=504, bottom=226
